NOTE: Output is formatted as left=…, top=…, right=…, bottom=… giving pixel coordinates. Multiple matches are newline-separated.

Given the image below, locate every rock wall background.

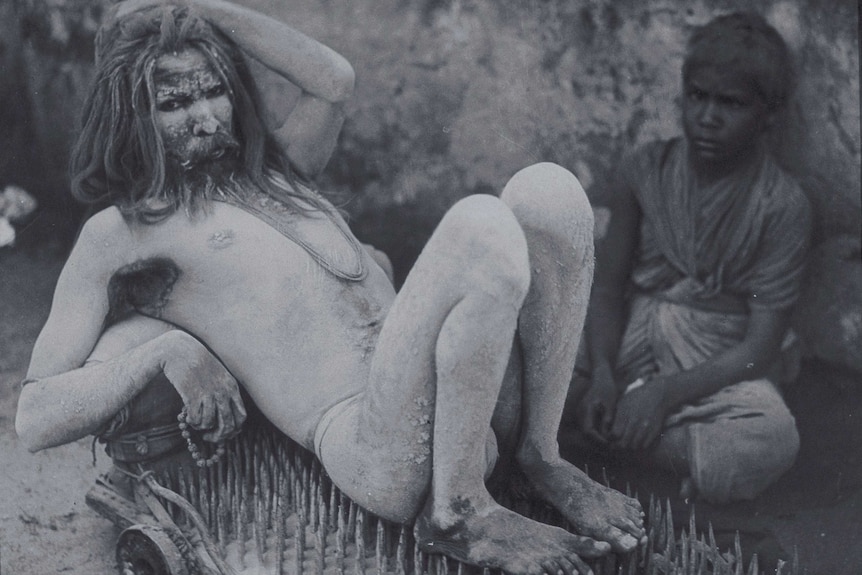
left=1, top=0, right=860, bottom=373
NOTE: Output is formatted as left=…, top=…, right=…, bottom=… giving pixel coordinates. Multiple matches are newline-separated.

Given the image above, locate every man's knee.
left=500, top=163, right=593, bottom=240
left=435, top=194, right=531, bottom=299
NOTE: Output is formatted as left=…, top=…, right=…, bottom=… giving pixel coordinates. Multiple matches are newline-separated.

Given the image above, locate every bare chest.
left=114, top=203, right=392, bottom=346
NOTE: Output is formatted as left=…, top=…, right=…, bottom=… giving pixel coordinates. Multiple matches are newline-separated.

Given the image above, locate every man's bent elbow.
left=15, top=410, right=47, bottom=453
left=15, top=385, right=54, bottom=452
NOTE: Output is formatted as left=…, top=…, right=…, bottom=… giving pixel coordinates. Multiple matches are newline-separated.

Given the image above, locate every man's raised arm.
left=190, top=0, right=355, bottom=179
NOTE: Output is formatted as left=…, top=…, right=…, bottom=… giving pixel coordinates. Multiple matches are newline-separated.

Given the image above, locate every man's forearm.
left=16, top=332, right=180, bottom=452
left=192, top=0, right=354, bottom=102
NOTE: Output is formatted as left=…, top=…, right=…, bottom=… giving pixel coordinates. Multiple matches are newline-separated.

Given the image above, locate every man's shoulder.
left=82, top=205, right=126, bottom=230
left=77, top=206, right=135, bottom=251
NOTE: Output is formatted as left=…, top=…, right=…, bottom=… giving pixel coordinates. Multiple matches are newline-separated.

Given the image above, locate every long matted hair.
left=71, top=3, right=323, bottom=221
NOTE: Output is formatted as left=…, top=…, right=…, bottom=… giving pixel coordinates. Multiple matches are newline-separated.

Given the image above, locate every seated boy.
left=566, top=12, right=812, bottom=505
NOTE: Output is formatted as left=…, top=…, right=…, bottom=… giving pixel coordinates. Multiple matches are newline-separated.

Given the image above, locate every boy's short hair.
left=682, top=12, right=793, bottom=111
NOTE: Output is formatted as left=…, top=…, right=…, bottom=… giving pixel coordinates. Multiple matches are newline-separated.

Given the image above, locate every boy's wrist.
left=592, top=358, right=614, bottom=376
left=651, top=375, right=681, bottom=412
left=591, top=361, right=623, bottom=394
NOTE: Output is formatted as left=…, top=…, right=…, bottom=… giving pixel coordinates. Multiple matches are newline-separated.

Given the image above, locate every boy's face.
left=682, top=66, right=772, bottom=173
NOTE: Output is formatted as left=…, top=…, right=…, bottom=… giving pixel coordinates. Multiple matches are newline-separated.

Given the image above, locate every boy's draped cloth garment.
left=594, top=138, right=812, bottom=502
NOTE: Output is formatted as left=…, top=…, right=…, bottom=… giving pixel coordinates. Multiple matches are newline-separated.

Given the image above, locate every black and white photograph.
left=0, top=1, right=859, bottom=574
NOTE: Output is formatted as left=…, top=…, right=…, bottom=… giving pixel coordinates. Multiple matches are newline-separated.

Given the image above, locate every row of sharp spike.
left=150, top=423, right=802, bottom=575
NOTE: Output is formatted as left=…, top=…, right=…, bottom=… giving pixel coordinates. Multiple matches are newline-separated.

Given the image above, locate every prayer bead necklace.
left=177, top=406, right=226, bottom=467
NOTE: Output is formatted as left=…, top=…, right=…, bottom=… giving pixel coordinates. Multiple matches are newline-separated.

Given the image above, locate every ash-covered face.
left=154, top=48, right=238, bottom=167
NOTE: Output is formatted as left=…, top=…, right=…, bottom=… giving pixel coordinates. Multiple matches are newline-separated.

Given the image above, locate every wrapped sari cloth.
left=594, top=138, right=811, bottom=503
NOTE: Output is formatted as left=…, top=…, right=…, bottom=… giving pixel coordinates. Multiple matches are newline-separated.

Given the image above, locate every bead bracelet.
left=177, top=406, right=226, bottom=467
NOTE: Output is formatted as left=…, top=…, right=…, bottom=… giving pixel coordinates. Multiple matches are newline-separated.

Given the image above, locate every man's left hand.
left=609, top=378, right=672, bottom=450
left=113, top=0, right=171, bottom=21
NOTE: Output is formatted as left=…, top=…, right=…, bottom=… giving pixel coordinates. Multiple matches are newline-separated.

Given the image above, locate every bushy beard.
left=164, top=131, right=248, bottom=208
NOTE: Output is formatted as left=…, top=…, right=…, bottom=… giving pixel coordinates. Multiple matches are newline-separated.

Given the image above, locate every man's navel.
left=208, top=228, right=236, bottom=250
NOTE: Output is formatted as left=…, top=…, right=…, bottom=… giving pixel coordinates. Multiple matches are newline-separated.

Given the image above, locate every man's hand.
left=160, top=331, right=246, bottom=443
left=575, top=365, right=619, bottom=443
left=609, top=377, right=670, bottom=450
left=113, top=0, right=170, bottom=21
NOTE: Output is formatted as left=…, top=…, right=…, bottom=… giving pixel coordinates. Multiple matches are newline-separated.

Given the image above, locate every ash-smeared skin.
left=449, top=495, right=475, bottom=516
left=106, top=258, right=181, bottom=324
left=154, top=49, right=235, bottom=165
left=522, top=459, right=647, bottom=554
left=207, top=229, right=236, bottom=250
left=414, top=494, right=605, bottom=575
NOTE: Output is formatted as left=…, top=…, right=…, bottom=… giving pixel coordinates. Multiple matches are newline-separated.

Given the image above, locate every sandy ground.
left=1, top=247, right=860, bottom=575
left=0, top=250, right=117, bottom=573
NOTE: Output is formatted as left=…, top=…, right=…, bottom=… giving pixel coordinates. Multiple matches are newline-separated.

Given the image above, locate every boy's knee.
left=764, top=409, right=801, bottom=475
left=689, top=412, right=799, bottom=504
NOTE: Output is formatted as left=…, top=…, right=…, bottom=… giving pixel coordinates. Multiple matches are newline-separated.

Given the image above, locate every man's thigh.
left=359, top=194, right=527, bottom=448
left=316, top=395, right=499, bottom=523
left=315, top=195, right=528, bottom=522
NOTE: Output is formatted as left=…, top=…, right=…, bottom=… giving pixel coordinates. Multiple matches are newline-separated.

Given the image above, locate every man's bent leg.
left=317, top=194, right=526, bottom=520
left=318, top=192, right=603, bottom=574
left=500, top=163, right=645, bottom=552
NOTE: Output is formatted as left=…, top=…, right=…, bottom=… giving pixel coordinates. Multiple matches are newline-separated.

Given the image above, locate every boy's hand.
left=575, top=365, right=618, bottom=443
left=610, top=378, right=670, bottom=450
left=160, top=331, right=247, bottom=443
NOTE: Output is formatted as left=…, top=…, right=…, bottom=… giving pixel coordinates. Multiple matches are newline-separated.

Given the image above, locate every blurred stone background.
left=1, top=0, right=860, bottom=377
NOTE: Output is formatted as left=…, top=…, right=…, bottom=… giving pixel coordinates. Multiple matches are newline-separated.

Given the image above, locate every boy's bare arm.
left=586, top=181, right=640, bottom=382
left=190, top=0, right=355, bottom=178
left=576, top=179, right=640, bottom=440
left=611, top=308, right=789, bottom=449
left=653, top=308, right=788, bottom=407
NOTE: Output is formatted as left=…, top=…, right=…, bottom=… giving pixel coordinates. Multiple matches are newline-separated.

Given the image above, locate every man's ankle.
left=515, top=443, right=561, bottom=473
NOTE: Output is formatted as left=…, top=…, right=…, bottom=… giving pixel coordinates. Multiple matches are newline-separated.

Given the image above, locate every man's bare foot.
left=520, top=457, right=646, bottom=554
left=414, top=494, right=609, bottom=575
